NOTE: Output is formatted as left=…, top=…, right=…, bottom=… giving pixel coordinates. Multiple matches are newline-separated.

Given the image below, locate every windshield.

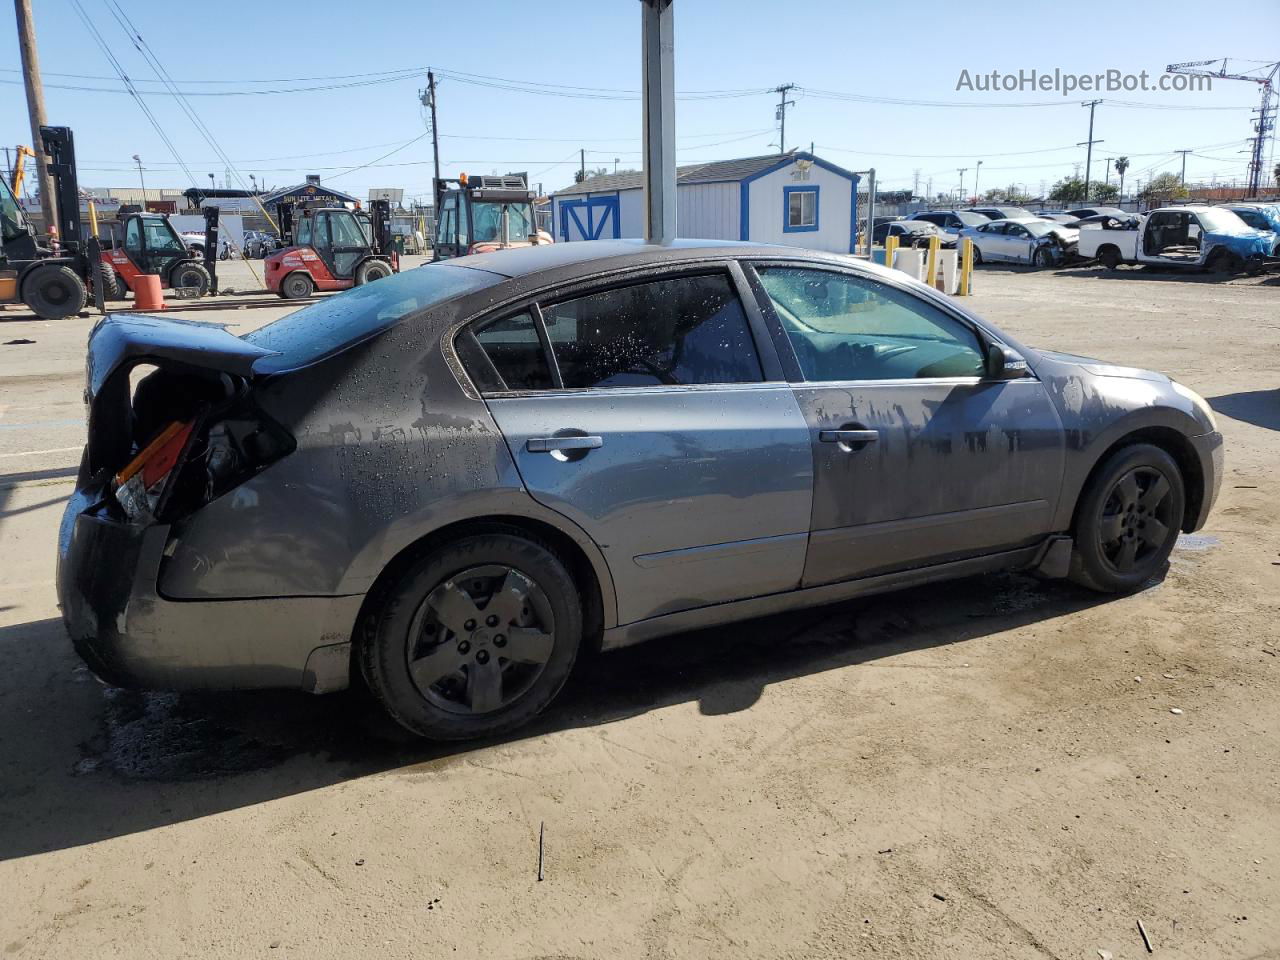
left=245, top=262, right=499, bottom=372
left=1196, top=208, right=1250, bottom=233
left=0, top=180, right=28, bottom=242
left=472, top=202, right=534, bottom=244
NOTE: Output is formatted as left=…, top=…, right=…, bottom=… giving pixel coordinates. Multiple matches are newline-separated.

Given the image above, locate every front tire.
left=355, top=259, right=393, bottom=285
left=1069, top=443, right=1185, bottom=593
left=360, top=531, right=582, bottom=740
left=22, top=264, right=88, bottom=319
left=170, top=261, right=210, bottom=296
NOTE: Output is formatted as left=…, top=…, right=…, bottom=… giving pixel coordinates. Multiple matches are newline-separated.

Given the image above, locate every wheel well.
left=350, top=515, right=607, bottom=673
left=1096, top=243, right=1120, bottom=256
left=1072, top=427, right=1205, bottom=534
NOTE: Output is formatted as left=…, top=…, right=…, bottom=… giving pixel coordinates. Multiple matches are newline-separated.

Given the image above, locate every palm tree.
left=1114, top=157, right=1130, bottom=204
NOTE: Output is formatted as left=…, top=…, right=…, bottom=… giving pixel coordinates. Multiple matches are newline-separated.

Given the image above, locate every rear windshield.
left=245, top=263, right=498, bottom=372
left=955, top=212, right=988, bottom=226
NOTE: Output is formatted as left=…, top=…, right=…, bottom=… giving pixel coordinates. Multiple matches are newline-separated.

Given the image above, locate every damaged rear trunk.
left=82, top=314, right=295, bottom=524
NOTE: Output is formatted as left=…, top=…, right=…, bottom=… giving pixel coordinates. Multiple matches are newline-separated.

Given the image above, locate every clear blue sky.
left=3, top=0, right=1277, bottom=203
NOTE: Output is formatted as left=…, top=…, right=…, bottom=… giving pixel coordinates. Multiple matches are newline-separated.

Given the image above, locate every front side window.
left=124, top=217, right=142, bottom=253
left=330, top=211, right=366, bottom=247
left=754, top=266, right=986, bottom=382
left=296, top=214, right=313, bottom=247
left=784, top=187, right=818, bottom=232
left=542, top=273, right=763, bottom=389
left=143, top=220, right=184, bottom=252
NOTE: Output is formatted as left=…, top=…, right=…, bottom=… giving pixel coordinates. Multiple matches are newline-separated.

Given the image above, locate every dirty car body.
left=57, top=240, right=1223, bottom=739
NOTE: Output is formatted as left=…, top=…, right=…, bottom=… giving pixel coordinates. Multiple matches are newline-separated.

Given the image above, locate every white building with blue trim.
left=550, top=152, right=861, bottom=254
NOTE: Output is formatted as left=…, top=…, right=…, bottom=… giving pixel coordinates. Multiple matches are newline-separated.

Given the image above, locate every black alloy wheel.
left=406, top=565, right=555, bottom=715
left=1096, top=467, right=1176, bottom=575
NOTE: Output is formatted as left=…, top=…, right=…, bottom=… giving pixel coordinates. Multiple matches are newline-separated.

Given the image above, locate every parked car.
left=911, top=210, right=991, bottom=237
left=1036, top=213, right=1080, bottom=224
left=1217, top=202, right=1280, bottom=234
left=58, top=239, right=1222, bottom=740
left=959, top=217, right=1079, bottom=266
left=872, top=219, right=955, bottom=248
left=178, top=231, right=206, bottom=256
left=968, top=205, right=1036, bottom=221
left=1066, top=206, right=1128, bottom=220
left=242, top=230, right=280, bottom=259
left=1077, top=205, right=1279, bottom=272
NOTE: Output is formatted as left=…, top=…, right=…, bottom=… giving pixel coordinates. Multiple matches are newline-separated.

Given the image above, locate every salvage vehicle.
left=959, top=217, right=1079, bottom=266
left=58, top=239, right=1223, bottom=741
left=911, top=210, right=991, bottom=237
left=264, top=199, right=397, bottom=299
left=1077, top=205, right=1280, bottom=273
left=1066, top=206, right=1129, bottom=220
left=1218, top=201, right=1280, bottom=234
left=967, top=205, right=1035, bottom=221
left=872, top=219, right=955, bottom=248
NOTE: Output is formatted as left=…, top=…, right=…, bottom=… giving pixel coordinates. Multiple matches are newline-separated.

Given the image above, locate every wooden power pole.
left=14, top=0, right=56, bottom=231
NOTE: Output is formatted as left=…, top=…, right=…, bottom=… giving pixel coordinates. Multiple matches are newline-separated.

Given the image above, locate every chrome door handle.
left=526, top=435, right=603, bottom=453
left=819, top=429, right=879, bottom=444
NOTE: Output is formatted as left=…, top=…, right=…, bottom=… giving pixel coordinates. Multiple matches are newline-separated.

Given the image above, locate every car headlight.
left=1171, top=381, right=1217, bottom=432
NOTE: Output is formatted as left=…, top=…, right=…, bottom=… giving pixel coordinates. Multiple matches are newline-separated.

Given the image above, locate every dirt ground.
left=0, top=259, right=1277, bottom=960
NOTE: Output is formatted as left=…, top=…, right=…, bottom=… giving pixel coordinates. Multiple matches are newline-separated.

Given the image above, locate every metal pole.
left=580, top=148, right=586, bottom=182
left=1080, top=99, right=1102, bottom=202
left=14, top=0, right=56, bottom=232
left=865, top=168, right=876, bottom=257
left=640, top=0, right=676, bottom=245
left=134, top=155, right=147, bottom=205
left=973, top=160, right=982, bottom=203
left=427, top=70, right=441, bottom=194
left=774, top=83, right=796, bottom=155
left=1176, top=149, right=1191, bottom=185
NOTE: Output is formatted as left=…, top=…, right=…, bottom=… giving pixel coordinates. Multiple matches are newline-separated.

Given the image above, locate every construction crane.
left=1166, top=58, right=1279, bottom=195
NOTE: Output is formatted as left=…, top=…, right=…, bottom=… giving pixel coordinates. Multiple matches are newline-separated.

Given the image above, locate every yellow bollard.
left=958, top=237, right=974, bottom=296
left=884, top=234, right=898, bottom=271
left=925, top=233, right=940, bottom=288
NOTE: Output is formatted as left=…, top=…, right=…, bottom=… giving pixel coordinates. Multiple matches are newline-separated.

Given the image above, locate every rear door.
left=747, top=263, right=1065, bottom=586
left=462, top=266, right=814, bottom=625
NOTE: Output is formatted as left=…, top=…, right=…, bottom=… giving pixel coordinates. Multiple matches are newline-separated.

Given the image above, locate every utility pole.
left=1102, top=157, right=1113, bottom=188
left=973, top=160, right=983, bottom=202
left=774, top=83, right=796, bottom=155
left=1175, top=148, right=1192, bottom=185
left=14, top=0, right=56, bottom=231
left=912, top=168, right=921, bottom=198
left=1078, top=99, right=1103, bottom=202
left=579, top=148, right=586, bottom=183
left=422, top=70, right=441, bottom=202
left=956, top=167, right=968, bottom=204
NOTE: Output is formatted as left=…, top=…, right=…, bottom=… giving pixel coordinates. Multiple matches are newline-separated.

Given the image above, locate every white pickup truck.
left=1077, top=205, right=1279, bottom=274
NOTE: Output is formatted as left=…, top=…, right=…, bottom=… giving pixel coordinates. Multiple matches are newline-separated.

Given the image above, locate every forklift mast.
left=368, top=198, right=392, bottom=255
left=40, top=126, right=82, bottom=255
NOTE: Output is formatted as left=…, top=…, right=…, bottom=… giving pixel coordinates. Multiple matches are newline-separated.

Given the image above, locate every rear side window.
left=542, top=273, right=763, bottom=388
left=472, top=312, right=553, bottom=390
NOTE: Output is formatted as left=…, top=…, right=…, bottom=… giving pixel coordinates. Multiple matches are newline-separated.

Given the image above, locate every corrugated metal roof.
left=554, top=152, right=852, bottom=196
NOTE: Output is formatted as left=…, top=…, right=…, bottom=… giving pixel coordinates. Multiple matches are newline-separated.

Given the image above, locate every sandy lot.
left=0, top=260, right=1277, bottom=960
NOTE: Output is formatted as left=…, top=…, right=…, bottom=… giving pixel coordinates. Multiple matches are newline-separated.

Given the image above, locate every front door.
left=470, top=268, right=814, bottom=625
left=137, top=217, right=188, bottom=277
left=749, top=263, right=1065, bottom=587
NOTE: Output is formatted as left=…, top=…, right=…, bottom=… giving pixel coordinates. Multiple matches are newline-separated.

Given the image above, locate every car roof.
left=443, top=238, right=817, bottom=279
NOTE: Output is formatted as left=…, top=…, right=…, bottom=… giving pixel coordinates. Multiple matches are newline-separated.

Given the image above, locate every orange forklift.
left=98, top=207, right=212, bottom=300
left=264, top=199, right=397, bottom=299
left=432, top=173, right=550, bottom=260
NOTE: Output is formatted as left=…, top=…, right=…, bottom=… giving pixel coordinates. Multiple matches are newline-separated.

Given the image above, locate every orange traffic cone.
left=132, top=274, right=165, bottom=311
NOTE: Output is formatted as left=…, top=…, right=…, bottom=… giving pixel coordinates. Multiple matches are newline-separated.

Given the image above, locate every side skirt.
left=600, top=542, right=1047, bottom=651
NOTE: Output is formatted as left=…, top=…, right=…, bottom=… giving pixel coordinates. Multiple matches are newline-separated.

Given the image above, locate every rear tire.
left=279, top=271, right=314, bottom=299
left=360, top=531, right=582, bottom=740
left=972, top=246, right=983, bottom=266
left=1069, top=443, right=1185, bottom=593
left=170, top=261, right=210, bottom=296
left=22, top=265, right=88, bottom=320
left=355, top=259, right=393, bottom=285
left=1098, top=246, right=1121, bottom=270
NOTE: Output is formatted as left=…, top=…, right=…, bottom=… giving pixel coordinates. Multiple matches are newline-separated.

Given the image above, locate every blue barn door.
left=559, top=195, right=620, bottom=242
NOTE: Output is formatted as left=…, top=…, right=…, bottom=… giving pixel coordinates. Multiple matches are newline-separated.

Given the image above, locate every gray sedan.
left=58, top=240, right=1222, bottom=740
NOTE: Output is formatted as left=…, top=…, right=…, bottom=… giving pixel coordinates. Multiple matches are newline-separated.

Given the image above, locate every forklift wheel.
left=355, top=259, right=394, bottom=286
left=95, top=261, right=124, bottom=301
left=280, top=272, right=315, bottom=299
left=171, top=261, right=211, bottom=297
left=23, top=265, right=88, bottom=320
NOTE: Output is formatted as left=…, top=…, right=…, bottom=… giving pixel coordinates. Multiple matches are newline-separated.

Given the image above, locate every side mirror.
left=986, top=343, right=1030, bottom=380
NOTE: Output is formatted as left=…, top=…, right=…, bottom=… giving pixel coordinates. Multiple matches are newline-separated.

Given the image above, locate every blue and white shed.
left=551, top=152, right=860, bottom=254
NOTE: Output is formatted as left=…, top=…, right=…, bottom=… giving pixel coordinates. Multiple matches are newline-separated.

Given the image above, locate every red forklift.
left=98, top=207, right=211, bottom=300
left=432, top=173, right=550, bottom=260
left=264, top=199, right=397, bottom=299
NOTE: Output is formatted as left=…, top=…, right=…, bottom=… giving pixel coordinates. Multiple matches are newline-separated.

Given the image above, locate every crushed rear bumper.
left=56, top=490, right=361, bottom=694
